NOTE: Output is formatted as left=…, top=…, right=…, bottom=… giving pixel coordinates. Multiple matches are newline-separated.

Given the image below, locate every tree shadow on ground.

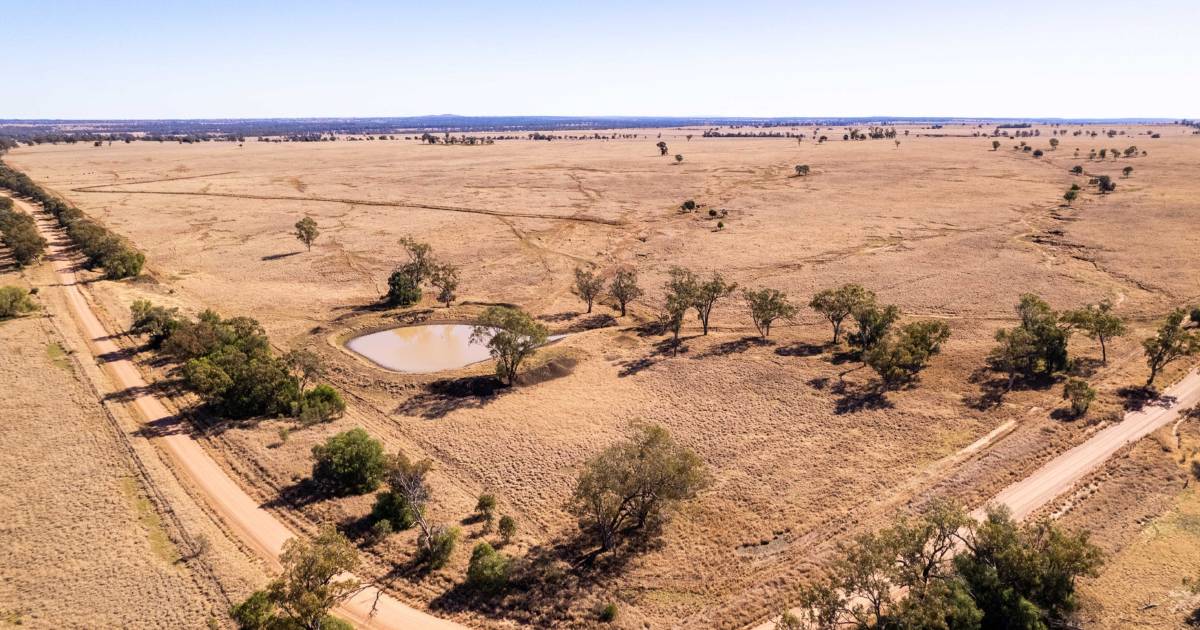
left=393, top=375, right=506, bottom=419
left=426, top=530, right=658, bottom=626
left=831, top=380, right=894, bottom=414
left=1117, top=386, right=1175, bottom=412
left=698, top=335, right=772, bottom=358
left=261, top=251, right=302, bottom=261
left=963, top=367, right=1060, bottom=411
left=560, top=313, right=617, bottom=333
left=537, top=311, right=579, bottom=323
left=261, top=477, right=329, bottom=511
left=775, top=341, right=825, bottom=357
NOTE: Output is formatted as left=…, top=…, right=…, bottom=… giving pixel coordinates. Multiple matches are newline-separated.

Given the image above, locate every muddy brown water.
left=346, top=324, right=495, bottom=373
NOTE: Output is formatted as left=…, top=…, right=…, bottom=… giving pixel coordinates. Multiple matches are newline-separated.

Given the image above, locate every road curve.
left=751, top=367, right=1200, bottom=629
left=19, top=196, right=463, bottom=630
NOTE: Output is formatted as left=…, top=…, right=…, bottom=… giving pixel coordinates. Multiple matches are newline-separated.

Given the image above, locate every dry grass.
left=7, top=123, right=1200, bottom=626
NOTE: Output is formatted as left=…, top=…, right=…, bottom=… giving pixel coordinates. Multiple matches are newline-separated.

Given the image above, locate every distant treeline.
left=0, top=159, right=143, bottom=278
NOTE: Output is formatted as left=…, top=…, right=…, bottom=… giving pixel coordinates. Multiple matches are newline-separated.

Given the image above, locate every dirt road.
left=19, top=196, right=462, bottom=630
left=752, top=369, right=1200, bottom=629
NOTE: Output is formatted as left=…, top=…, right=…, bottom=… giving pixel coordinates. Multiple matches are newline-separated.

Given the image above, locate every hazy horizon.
left=7, top=0, right=1198, bottom=120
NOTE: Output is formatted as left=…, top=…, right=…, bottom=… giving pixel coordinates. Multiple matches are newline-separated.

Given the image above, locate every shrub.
left=298, top=384, right=346, bottom=425
left=0, top=286, right=37, bottom=319
left=369, top=519, right=394, bottom=545
left=230, top=590, right=275, bottom=629
left=311, top=428, right=386, bottom=496
left=598, top=603, right=619, bottom=623
left=680, top=199, right=696, bottom=212
left=420, top=525, right=459, bottom=569
left=467, top=542, right=510, bottom=591
left=1063, top=378, right=1096, bottom=417
left=475, top=493, right=497, bottom=528
left=129, top=299, right=180, bottom=347
left=370, top=490, right=419, bottom=530
left=1071, top=165, right=1084, bottom=174
left=498, top=515, right=517, bottom=545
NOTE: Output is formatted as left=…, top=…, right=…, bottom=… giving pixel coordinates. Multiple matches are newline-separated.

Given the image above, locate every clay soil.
left=6, top=123, right=1200, bottom=627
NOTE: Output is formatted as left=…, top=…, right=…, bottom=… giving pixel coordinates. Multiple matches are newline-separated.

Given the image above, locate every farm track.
left=71, top=178, right=626, bottom=226
left=17, top=195, right=464, bottom=630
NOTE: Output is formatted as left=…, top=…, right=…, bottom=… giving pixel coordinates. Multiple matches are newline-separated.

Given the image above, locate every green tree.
left=420, top=525, right=459, bottom=569
left=429, top=262, right=459, bottom=307
left=233, top=526, right=360, bottom=630
left=298, top=384, right=346, bottom=425
left=1062, top=299, right=1126, bottom=364
left=467, top=542, right=511, bottom=591
left=0, top=285, right=36, bottom=319
left=129, top=300, right=181, bottom=348
left=385, top=236, right=435, bottom=306
left=311, top=428, right=386, bottom=496
left=744, top=287, right=797, bottom=338
left=850, top=301, right=901, bottom=356
left=1063, top=189, right=1077, bottom=205
left=567, top=424, right=709, bottom=553
left=991, top=140, right=1001, bottom=151
left=294, top=216, right=319, bottom=251
left=609, top=268, right=642, bottom=316
left=692, top=271, right=737, bottom=335
left=498, top=515, right=517, bottom=545
left=573, top=267, right=605, bottom=313
left=1122, top=165, right=1133, bottom=177
left=795, top=164, right=811, bottom=176
left=472, top=306, right=549, bottom=385
left=988, top=294, right=1071, bottom=389
left=810, top=284, right=874, bottom=344
left=1142, top=308, right=1200, bottom=387
left=865, top=320, right=951, bottom=389
left=475, top=493, right=497, bottom=530
left=1062, top=378, right=1096, bottom=417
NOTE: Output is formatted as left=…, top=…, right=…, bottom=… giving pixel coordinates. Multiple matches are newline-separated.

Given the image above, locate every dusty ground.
left=6, top=122, right=1200, bottom=627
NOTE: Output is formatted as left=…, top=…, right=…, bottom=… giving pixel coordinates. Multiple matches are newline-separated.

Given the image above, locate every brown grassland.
left=4, top=123, right=1200, bottom=627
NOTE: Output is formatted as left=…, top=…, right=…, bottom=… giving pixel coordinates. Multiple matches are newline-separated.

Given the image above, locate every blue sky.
left=5, top=0, right=1197, bottom=119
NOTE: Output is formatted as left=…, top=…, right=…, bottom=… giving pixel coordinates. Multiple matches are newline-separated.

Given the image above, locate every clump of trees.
left=311, top=428, right=387, bottom=496
left=0, top=197, right=46, bottom=267
left=472, top=306, right=549, bottom=385
left=231, top=526, right=359, bottom=630
left=373, top=450, right=460, bottom=568
left=796, top=502, right=1102, bottom=630
left=568, top=424, right=709, bottom=553
left=293, top=216, right=319, bottom=251
left=386, top=236, right=459, bottom=307
left=988, top=294, right=1071, bottom=390
left=865, top=319, right=951, bottom=390
left=128, top=303, right=345, bottom=421
left=0, top=285, right=37, bottom=319
left=0, top=160, right=143, bottom=279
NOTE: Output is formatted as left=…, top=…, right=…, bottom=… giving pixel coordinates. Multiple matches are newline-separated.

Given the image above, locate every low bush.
left=0, top=285, right=37, bottom=319
left=311, top=428, right=386, bottom=496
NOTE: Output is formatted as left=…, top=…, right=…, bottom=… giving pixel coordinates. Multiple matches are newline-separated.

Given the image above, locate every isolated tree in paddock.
left=675, top=154, right=684, bottom=164
left=865, top=319, right=951, bottom=389
left=233, top=526, right=359, bottom=630
left=1096, top=174, right=1116, bottom=194
left=472, top=306, right=549, bottom=385
left=656, top=141, right=668, bottom=156
left=1063, top=377, right=1096, bottom=417
left=311, top=428, right=386, bottom=496
left=1049, top=138, right=1059, bottom=150
left=1062, top=299, right=1126, bottom=364
left=475, top=493, right=498, bottom=530
left=663, top=269, right=696, bottom=351
left=293, top=216, right=319, bottom=251
left=608, top=268, right=643, bottom=317
left=429, top=262, right=459, bottom=307
left=1071, top=165, right=1084, bottom=175
left=1063, top=189, right=1078, bottom=205
left=498, top=515, right=517, bottom=545
left=795, top=164, right=811, bottom=176
left=1123, top=166, right=1134, bottom=177
left=744, top=288, right=797, bottom=338
left=1142, top=308, right=1200, bottom=387
left=568, top=424, right=709, bottom=553
left=992, top=140, right=1001, bottom=151
left=573, top=266, right=605, bottom=313
left=467, top=541, right=511, bottom=592
left=810, top=284, right=874, bottom=344
left=692, top=271, right=737, bottom=335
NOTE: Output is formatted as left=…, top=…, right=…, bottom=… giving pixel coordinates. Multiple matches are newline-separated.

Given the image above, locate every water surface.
left=346, top=324, right=494, bottom=373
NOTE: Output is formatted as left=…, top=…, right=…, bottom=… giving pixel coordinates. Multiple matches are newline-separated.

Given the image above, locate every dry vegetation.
left=5, top=122, right=1200, bottom=627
